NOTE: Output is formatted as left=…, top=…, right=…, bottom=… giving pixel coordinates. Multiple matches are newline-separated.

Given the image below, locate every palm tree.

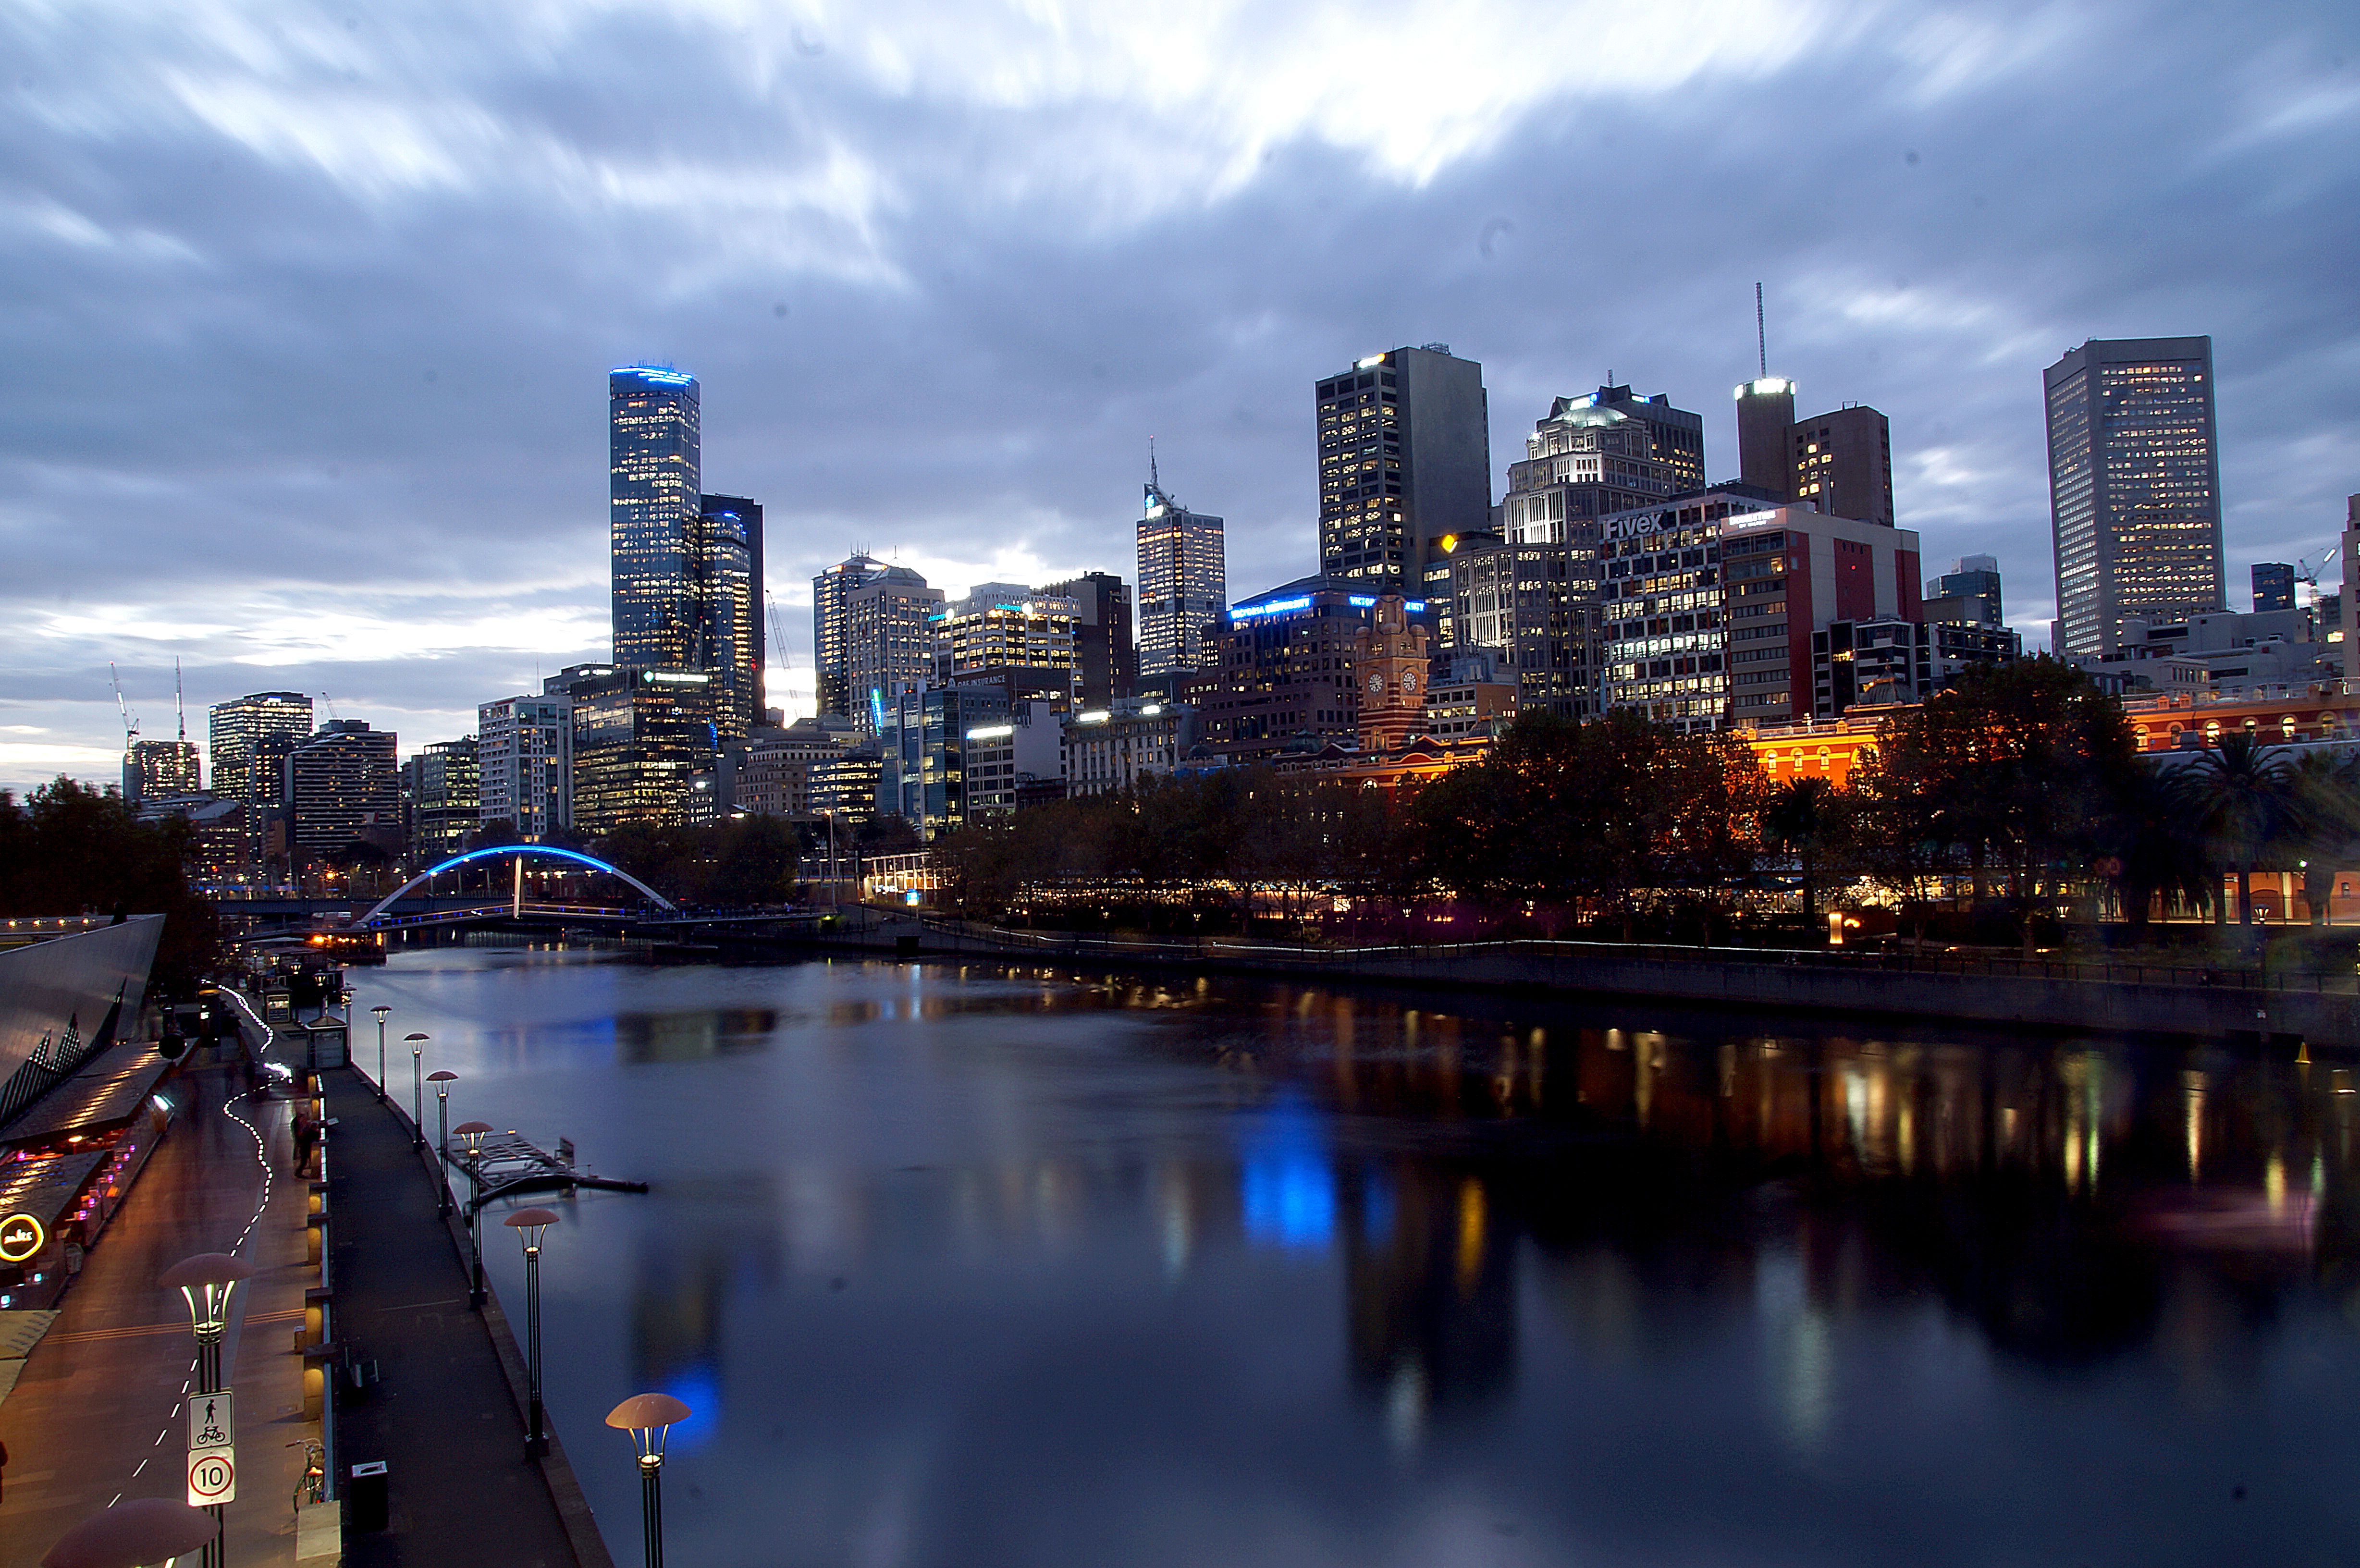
left=1763, top=776, right=1839, bottom=922
left=2285, top=750, right=2360, bottom=925
left=2172, top=732, right=2296, bottom=930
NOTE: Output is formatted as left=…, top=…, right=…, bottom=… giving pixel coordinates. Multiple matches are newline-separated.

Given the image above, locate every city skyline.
left=4, top=0, right=2355, bottom=794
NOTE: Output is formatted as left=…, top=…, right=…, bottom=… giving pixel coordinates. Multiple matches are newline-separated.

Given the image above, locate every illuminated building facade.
left=933, top=584, right=1079, bottom=702
left=208, top=692, right=313, bottom=809
left=813, top=554, right=891, bottom=719
left=404, top=738, right=479, bottom=859
left=477, top=695, right=572, bottom=838
left=1734, top=377, right=1798, bottom=500
left=695, top=494, right=762, bottom=743
left=1792, top=404, right=1895, bottom=527
left=838, top=564, right=944, bottom=733
left=610, top=367, right=703, bottom=668
left=288, top=721, right=401, bottom=859
left=879, top=686, right=1009, bottom=836
left=1061, top=698, right=1200, bottom=797
left=1500, top=397, right=1676, bottom=542
left=2045, top=336, right=2225, bottom=656
left=123, top=740, right=201, bottom=805
left=1042, top=571, right=1137, bottom=708
left=1135, top=478, right=1226, bottom=683
left=566, top=668, right=712, bottom=835
left=1583, top=383, right=1706, bottom=494
left=960, top=703, right=1063, bottom=817
left=1353, top=596, right=1433, bottom=752
left=1315, top=345, right=1490, bottom=593
left=1187, top=578, right=1424, bottom=761
left=1446, top=540, right=1601, bottom=719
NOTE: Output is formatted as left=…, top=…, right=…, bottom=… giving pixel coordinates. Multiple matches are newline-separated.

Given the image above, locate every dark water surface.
left=346, top=945, right=2360, bottom=1567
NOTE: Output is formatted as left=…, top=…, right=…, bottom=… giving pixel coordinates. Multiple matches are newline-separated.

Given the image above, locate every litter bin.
left=348, top=1461, right=390, bottom=1534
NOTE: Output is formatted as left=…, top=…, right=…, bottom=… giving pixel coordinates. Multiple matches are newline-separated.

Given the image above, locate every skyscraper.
left=1500, top=397, right=1677, bottom=543
left=208, top=692, right=314, bottom=808
left=831, top=563, right=944, bottom=733
left=2044, top=336, right=2225, bottom=656
left=123, top=739, right=201, bottom=805
left=1734, top=377, right=1798, bottom=500
left=1315, top=344, right=1490, bottom=592
left=1791, top=405, right=1895, bottom=526
left=813, top=554, right=891, bottom=719
left=1040, top=572, right=1137, bottom=707
left=478, top=695, right=573, bottom=839
left=2252, top=562, right=2295, bottom=613
left=610, top=367, right=702, bottom=668
left=695, top=493, right=763, bottom=742
left=287, top=720, right=401, bottom=859
left=1584, top=384, right=1707, bottom=494
left=1135, top=476, right=1226, bottom=684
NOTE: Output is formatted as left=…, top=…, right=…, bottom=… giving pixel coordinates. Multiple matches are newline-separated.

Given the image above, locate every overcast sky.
left=4, top=0, right=2356, bottom=795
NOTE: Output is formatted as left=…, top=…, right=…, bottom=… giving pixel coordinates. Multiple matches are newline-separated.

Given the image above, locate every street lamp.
left=427, top=1071, right=457, bottom=1215
left=369, top=1005, right=390, bottom=1102
left=504, top=1207, right=561, bottom=1458
left=40, top=1498, right=216, bottom=1568
left=405, top=1034, right=430, bottom=1150
left=160, top=1253, right=253, bottom=1568
left=454, top=1121, right=494, bottom=1307
left=606, top=1393, right=692, bottom=1568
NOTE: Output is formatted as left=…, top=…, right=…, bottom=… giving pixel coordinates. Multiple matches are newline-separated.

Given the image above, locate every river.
left=344, top=943, right=2360, bottom=1568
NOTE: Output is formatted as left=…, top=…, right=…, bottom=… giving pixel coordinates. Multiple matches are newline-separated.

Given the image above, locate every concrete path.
left=0, top=1046, right=314, bottom=1568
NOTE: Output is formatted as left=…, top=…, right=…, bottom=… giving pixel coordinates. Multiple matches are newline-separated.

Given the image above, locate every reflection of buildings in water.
left=1340, top=1162, right=1516, bottom=1448
left=630, top=1183, right=785, bottom=1451
left=617, top=1007, right=778, bottom=1063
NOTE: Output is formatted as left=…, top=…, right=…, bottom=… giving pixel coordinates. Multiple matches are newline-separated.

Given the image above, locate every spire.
left=174, top=657, right=186, bottom=742
left=1149, top=436, right=1160, bottom=492
left=1756, top=282, right=1767, bottom=377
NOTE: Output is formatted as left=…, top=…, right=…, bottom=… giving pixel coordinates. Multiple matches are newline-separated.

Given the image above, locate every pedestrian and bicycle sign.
left=187, top=1391, right=234, bottom=1452
left=187, top=1447, right=236, bottom=1506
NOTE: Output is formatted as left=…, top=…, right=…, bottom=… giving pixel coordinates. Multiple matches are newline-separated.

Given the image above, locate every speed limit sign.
left=187, top=1447, right=236, bottom=1507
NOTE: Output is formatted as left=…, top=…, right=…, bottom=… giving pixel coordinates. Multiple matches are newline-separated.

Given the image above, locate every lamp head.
left=504, top=1206, right=561, bottom=1253
left=606, top=1392, right=692, bottom=1465
left=370, top=1004, right=390, bottom=1019
left=404, top=1032, right=430, bottom=1043
left=428, top=1070, right=457, bottom=1084
left=159, top=1252, right=254, bottom=1335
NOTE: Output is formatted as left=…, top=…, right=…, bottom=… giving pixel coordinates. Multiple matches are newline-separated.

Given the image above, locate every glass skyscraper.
left=1315, top=345, right=1490, bottom=593
left=1134, top=477, right=1226, bottom=682
left=2044, top=337, right=2225, bottom=656
left=695, top=493, right=762, bottom=743
left=610, top=367, right=703, bottom=667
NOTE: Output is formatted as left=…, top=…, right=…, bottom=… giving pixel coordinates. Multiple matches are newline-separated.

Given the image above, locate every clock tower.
left=1353, top=594, right=1432, bottom=753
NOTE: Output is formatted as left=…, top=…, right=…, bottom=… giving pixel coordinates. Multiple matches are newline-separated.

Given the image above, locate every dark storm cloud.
left=2, top=0, right=2355, bottom=791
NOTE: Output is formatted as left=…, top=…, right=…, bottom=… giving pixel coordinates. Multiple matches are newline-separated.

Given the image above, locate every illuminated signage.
left=613, top=366, right=696, bottom=386
left=1074, top=710, right=1111, bottom=725
left=1733, top=377, right=1794, bottom=400
left=0, top=1212, right=43, bottom=1264
left=1356, top=354, right=1386, bottom=369
left=1235, top=596, right=1312, bottom=617
left=965, top=725, right=1015, bottom=740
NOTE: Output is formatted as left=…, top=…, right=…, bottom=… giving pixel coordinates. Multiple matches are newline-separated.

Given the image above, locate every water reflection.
left=361, top=953, right=2360, bottom=1566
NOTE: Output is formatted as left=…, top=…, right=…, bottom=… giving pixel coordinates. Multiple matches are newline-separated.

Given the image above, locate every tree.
left=0, top=777, right=223, bottom=995
left=1762, top=776, right=1846, bottom=920
left=2285, top=750, right=2360, bottom=925
left=2171, top=732, right=2295, bottom=930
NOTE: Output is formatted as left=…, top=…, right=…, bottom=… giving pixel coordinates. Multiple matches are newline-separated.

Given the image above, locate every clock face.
left=1366, top=674, right=1384, bottom=694
left=1403, top=670, right=1417, bottom=692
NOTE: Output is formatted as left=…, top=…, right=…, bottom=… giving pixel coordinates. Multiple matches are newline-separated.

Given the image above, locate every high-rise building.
left=1186, top=578, right=1422, bottom=761
left=478, top=696, right=573, bottom=839
left=813, top=554, right=893, bottom=718
left=123, top=740, right=202, bottom=805
left=208, top=692, right=314, bottom=808
left=1500, top=397, right=1678, bottom=542
left=1791, top=405, right=1895, bottom=527
left=1042, top=572, right=1137, bottom=708
left=1446, top=541, right=1601, bottom=720
left=1583, top=384, right=1707, bottom=494
left=287, top=720, right=401, bottom=860
left=1923, top=554, right=2005, bottom=631
left=405, top=738, right=479, bottom=860
left=1135, top=477, right=1226, bottom=684
left=2044, top=336, right=2225, bottom=657
left=610, top=367, right=703, bottom=668
left=695, top=494, right=763, bottom=743
left=934, top=584, right=1080, bottom=709
left=1315, top=344, right=1490, bottom=593
left=878, top=686, right=1009, bottom=836
left=565, top=668, right=713, bottom=835
left=839, top=565, right=945, bottom=732
left=1734, top=377, right=1799, bottom=501
left=2252, top=562, right=2295, bottom=613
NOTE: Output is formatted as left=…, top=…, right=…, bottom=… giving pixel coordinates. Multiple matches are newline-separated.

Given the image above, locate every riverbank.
left=736, top=914, right=2357, bottom=1049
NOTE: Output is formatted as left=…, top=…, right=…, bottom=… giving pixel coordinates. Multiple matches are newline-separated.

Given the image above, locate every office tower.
left=478, top=696, right=573, bottom=839
left=208, top=692, right=314, bottom=808
left=2252, top=562, right=2295, bottom=613
left=1500, top=398, right=1677, bottom=543
left=1734, top=377, right=1798, bottom=501
left=1923, top=554, right=2005, bottom=631
left=287, top=720, right=401, bottom=859
left=1186, top=578, right=1412, bottom=761
left=841, top=565, right=945, bottom=733
left=1584, top=384, right=1707, bottom=494
left=1135, top=477, right=1226, bottom=683
left=813, top=554, right=893, bottom=718
left=123, top=739, right=201, bottom=805
left=694, top=493, right=762, bottom=743
left=1315, top=344, right=1490, bottom=592
left=1791, top=405, right=1895, bottom=526
left=610, top=366, right=702, bottom=667
left=566, top=668, right=713, bottom=834
left=2044, top=336, right=2225, bottom=656
left=1448, top=542, right=1600, bottom=719
left=405, top=738, right=479, bottom=860
left=1040, top=572, right=1136, bottom=707
left=934, top=584, right=1080, bottom=704
left=878, top=686, right=1010, bottom=836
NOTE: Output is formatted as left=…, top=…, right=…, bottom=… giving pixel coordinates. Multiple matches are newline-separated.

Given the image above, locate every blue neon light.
left=418, top=844, right=634, bottom=879
left=611, top=366, right=696, bottom=385
left=1348, top=596, right=1377, bottom=607
left=1235, top=596, right=1313, bottom=617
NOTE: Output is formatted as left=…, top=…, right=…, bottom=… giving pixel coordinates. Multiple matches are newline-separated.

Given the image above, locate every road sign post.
left=188, top=1390, right=234, bottom=1452
left=187, top=1447, right=236, bottom=1508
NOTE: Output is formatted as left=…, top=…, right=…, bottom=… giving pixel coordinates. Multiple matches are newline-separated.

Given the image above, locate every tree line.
left=0, top=778, right=223, bottom=993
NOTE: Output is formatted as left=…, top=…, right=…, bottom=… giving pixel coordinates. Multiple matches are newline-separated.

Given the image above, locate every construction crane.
left=765, top=591, right=794, bottom=709
left=109, top=662, right=139, bottom=753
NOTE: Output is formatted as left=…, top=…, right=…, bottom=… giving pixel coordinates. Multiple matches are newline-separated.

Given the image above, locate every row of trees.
left=931, top=660, right=2360, bottom=945
left=0, top=778, right=222, bottom=992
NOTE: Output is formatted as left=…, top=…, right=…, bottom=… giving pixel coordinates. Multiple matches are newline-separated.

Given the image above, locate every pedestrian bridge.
left=351, top=845, right=675, bottom=930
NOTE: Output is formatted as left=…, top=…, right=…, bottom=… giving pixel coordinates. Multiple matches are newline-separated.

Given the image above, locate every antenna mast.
left=174, top=657, right=187, bottom=742
left=1756, top=282, right=1768, bottom=377
left=1149, top=436, right=1160, bottom=494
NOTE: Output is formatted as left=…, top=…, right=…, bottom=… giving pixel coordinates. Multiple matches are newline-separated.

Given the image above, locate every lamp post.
left=160, top=1253, right=254, bottom=1568
left=453, top=1121, right=493, bottom=1307
left=40, top=1498, right=216, bottom=1568
left=405, top=1034, right=430, bottom=1149
left=606, top=1393, right=691, bottom=1568
left=369, top=1005, right=390, bottom=1102
left=427, top=1071, right=457, bottom=1215
left=504, top=1207, right=561, bottom=1458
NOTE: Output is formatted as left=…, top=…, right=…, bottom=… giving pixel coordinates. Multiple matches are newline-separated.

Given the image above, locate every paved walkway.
left=323, top=1067, right=594, bottom=1568
left=0, top=1045, right=314, bottom=1568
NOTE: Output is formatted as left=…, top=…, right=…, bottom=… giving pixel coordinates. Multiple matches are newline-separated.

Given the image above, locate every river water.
left=345, top=944, right=2360, bottom=1568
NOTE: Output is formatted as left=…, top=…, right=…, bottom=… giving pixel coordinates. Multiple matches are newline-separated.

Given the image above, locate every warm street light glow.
left=159, top=1252, right=253, bottom=1337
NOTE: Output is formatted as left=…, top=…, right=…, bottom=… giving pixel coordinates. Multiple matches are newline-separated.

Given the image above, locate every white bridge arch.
left=355, top=845, right=676, bottom=928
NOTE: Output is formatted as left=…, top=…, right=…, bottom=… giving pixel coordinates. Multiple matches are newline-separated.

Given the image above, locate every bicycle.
left=288, top=1440, right=326, bottom=1512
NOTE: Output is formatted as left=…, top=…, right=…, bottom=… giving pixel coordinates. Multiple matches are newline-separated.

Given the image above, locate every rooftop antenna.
left=1149, top=436, right=1160, bottom=493
left=173, top=657, right=187, bottom=742
left=1756, top=282, right=1768, bottom=377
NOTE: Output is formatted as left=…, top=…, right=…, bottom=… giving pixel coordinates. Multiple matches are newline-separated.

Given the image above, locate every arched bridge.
left=353, top=845, right=676, bottom=931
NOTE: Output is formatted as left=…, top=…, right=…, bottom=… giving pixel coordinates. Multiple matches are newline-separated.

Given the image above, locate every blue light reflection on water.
left=1239, top=1094, right=1336, bottom=1249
